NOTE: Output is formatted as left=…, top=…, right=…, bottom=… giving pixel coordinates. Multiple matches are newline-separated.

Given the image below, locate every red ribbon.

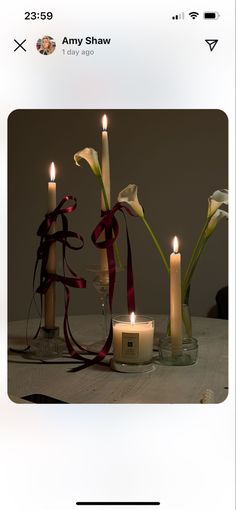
left=33, top=195, right=112, bottom=368
left=33, top=195, right=86, bottom=341
left=92, top=203, right=136, bottom=314
left=69, top=202, right=136, bottom=372
left=29, top=197, right=136, bottom=373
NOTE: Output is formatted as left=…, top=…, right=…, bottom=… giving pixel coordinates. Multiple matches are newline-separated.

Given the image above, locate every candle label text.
left=122, top=333, right=139, bottom=358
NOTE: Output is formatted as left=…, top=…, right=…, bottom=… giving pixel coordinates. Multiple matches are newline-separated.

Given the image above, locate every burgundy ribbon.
left=25, top=197, right=136, bottom=373
left=32, top=195, right=86, bottom=341
left=92, top=203, right=136, bottom=314
left=32, top=195, right=111, bottom=368
left=69, top=202, right=136, bottom=372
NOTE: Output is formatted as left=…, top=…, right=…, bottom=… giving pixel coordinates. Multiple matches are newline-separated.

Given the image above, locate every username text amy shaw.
left=62, top=36, right=111, bottom=46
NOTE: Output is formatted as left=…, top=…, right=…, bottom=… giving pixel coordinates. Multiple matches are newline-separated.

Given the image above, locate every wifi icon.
left=189, top=11, right=199, bottom=19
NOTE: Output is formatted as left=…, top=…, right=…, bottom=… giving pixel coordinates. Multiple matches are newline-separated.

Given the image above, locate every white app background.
left=0, top=1, right=235, bottom=509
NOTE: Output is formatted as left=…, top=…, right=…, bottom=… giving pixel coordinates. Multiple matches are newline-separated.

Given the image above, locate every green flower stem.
left=182, top=218, right=209, bottom=299
left=183, top=237, right=208, bottom=297
left=142, top=216, right=169, bottom=274
left=99, top=175, right=110, bottom=211
left=113, top=235, right=123, bottom=269
left=98, top=174, right=123, bottom=269
left=182, top=211, right=226, bottom=302
left=182, top=238, right=205, bottom=301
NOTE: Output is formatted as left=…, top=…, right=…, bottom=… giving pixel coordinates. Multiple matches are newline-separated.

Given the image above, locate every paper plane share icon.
left=205, top=39, right=218, bottom=51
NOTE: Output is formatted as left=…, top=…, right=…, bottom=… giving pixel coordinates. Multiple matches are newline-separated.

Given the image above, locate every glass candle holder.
left=158, top=336, right=198, bottom=366
left=87, top=265, right=124, bottom=340
left=111, top=314, right=155, bottom=373
left=28, top=326, right=65, bottom=360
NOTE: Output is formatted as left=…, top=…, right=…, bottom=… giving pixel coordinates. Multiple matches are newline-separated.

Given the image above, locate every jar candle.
left=111, top=313, right=155, bottom=373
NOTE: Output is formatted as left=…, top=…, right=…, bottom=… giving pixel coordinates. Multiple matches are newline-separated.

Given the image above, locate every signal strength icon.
left=172, top=12, right=185, bottom=20
left=189, top=11, right=199, bottom=19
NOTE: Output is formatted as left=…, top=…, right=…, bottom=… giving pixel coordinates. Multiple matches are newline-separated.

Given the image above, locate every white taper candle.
left=44, top=162, right=56, bottom=329
left=100, top=114, right=111, bottom=274
left=170, top=236, right=183, bottom=354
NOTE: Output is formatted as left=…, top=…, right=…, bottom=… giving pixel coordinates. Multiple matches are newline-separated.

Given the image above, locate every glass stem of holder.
left=92, top=270, right=110, bottom=339
left=100, top=290, right=109, bottom=337
left=32, top=280, right=62, bottom=359
left=87, top=262, right=123, bottom=341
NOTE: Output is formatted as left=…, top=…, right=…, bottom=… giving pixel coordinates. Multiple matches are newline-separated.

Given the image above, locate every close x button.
left=14, top=39, right=26, bottom=52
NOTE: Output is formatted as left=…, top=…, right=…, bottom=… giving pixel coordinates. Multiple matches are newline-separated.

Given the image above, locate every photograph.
left=8, top=109, right=228, bottom=404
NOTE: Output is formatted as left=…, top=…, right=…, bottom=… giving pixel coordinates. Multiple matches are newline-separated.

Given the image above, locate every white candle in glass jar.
left=44, top=162, right=56, bottom=330
left=112, top=313, right=154, bottom=363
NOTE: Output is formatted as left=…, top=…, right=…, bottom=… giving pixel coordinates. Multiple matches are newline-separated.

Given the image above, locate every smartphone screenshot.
left=1, top=1, right=235, bottom=509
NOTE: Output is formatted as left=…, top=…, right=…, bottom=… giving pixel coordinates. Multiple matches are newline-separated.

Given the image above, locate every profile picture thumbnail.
left=36, top=35, right=56, bottom=55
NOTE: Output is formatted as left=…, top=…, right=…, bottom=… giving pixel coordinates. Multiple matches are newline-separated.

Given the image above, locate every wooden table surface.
left=8, top=315, right=228, bottom=404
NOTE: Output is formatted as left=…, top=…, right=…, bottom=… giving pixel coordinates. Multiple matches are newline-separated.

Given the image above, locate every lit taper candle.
left=44, top=162, right=57, bottom=329
left=101, top=113, right=111, bottom=210
left=170, top=236, right=183, bottom=354
left=100, top=114, right=111, bottom=274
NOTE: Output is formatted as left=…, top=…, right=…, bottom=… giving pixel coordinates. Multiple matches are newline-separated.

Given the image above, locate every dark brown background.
left=8, top=110, right=228, bottom=320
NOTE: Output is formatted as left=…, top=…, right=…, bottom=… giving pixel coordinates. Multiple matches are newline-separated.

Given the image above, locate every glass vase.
left=166, top=303, right=193, bottom=338
left=159, top=303, right=198, bottom=366
left=182, top=303, right=193, bottom=338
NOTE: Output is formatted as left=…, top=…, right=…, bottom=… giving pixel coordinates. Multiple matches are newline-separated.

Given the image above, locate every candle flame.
left=50, top=162, right=56, bottom=182
left=102, top=114, right=108, bottom=131
left=130, top=312, right=136, bottom=325
left=173, top=236, right=179, bottom=254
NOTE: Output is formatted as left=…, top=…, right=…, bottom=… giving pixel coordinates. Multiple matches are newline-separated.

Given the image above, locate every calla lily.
left=118, top=184, right=169, bottom=273
left=207, top=189, right=228, bottom=218
left=183, top=190, right=228, bottom=302
left=118, top=184, right=144, bottom=218
left=74, top=148, right=101, bottom=177
left=74, top=146, right=123, bottom=267
left=205, top=209, right=228, bottom=239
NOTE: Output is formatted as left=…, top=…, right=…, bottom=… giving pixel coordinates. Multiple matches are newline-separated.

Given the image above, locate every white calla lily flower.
left=117, top=184, right=144, bottom=218
left=205, top=209, right=228, bottom=238
left=207, top=189, right=228, bottom=218
left=183, top=188, right=228, bottom=303
left=74, top=148, right=101, bottom=177
left=118, top=185, right=169, bottom=272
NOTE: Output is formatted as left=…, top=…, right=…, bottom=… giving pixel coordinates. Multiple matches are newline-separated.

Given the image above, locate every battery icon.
left=204, top=12, right=220, bottom=19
